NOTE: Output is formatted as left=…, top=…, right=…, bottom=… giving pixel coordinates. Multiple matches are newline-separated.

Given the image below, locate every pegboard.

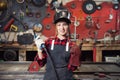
left=0, top=0, right=47, bottom=32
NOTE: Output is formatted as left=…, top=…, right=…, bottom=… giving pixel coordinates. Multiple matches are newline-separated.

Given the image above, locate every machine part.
left=33, top=23, right=43, bottom=32
left=113, top=4, right=119, bottom=10
left=85, top=15, right=93, bottom=29
left=16, top=0, right=24, bottom=4
left=35, top=12, right=41, bottom=18
left=26, top=12, right=34, bottom=17
left=0, top=0, right=12, bottom=23
left=3, top=18, right=15, bottom=31
left=95, top=18, right=101, bottom=30
left=3, top=50, right=17, bottom=61
left=11, top=14, right=29, bottom=30
left=97, top=5, right=102, bottom=10
left=70, top=3, right=76, bottom=9
left=10, top=25, right=18, bottom=43
left=17, top=33, right=34, bottom=45
left=0, top=1, right=7, bottom=10
left=6, top=24, right=18, bottom=42
left=31, top=0, right=46, bottom=7
left=116, top=10, right=120, bottom=30
left=82, top=0, right=97, bottom=14
left=50, top=0, right=59, bottom=10
left=72, top=16, right=80, bottom=41
left=45, top=24, right=51, bottom=30
left=105, top=9, right=113, bottom=23
left=104, top=32, right=112, bottom=46
left=93, top=31, right=98, bottom=62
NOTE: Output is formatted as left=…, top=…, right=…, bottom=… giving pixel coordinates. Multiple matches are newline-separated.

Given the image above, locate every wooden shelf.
left=0, top=43, right=120, bottom=62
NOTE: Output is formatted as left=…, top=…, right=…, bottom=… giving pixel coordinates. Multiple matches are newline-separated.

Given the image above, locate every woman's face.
left=56, top=21, right=69, bottom=36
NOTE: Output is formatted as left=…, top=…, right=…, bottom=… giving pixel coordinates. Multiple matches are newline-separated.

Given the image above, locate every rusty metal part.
left=33, top=23, right=43, bottom=32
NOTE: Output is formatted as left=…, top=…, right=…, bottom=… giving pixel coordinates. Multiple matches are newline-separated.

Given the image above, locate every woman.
left=34, top=10, right=81, bottom=80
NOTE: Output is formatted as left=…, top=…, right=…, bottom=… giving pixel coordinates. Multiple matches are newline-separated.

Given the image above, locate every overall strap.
left=51, top=39, right=69, bottom=52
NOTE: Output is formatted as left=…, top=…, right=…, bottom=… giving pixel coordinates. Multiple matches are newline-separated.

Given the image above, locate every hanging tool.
left=11, top=25, right=18, bottom=43
left=3, top=18, right=14, bottom=31
left=85, top=15, right=93, bottom=29
left=11, top=14, right=28, bottom=30
left=93, top=31, right=98, bottom=62
left=116, top=9, right=120, bottom=30
left=105, top=9, right=113, bottom=23
left=73, top=16, right=80, bottom=41
left=7, top=24, right=18, bottom=43
left=3, top=18, right=14, bottom=43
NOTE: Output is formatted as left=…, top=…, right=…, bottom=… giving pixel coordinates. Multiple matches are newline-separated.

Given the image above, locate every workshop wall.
left=0, top=0, right=120, bottom=43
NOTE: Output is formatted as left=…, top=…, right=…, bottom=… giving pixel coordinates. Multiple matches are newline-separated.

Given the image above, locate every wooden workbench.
left=0, top=42, right=120, bottom=62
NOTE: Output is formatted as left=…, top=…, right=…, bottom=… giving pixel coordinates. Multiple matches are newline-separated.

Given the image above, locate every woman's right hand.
left=34, top=35, right=45, bottom=59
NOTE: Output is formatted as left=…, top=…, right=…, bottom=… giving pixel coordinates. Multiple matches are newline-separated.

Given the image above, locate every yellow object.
left=0, top=2, right=7, bottom=10
left=10, top=25, right=18, bottom=31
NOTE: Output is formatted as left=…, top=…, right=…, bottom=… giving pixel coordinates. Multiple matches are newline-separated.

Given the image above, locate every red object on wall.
left=93, top=46, right=96, bottom=62
left=42, top=0, right=119, bottom=40
left=3, top=18, right=14, bottom=31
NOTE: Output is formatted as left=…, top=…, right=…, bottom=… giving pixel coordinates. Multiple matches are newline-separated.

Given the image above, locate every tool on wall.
left=85, top=15, right=93, bottom=29
left=72, top=16, right=80, bottom=41
left=95, top=18, right=101, bottom=30
left=31, top=0, right=46, bottom=7
left=3, top=18, right=15, bottom=43
left=11, top=14, right=28, bottom=30
left=116, top=9, right=120, bottom=30
left=3, top=18, right=15, bottom=31
left=50, top=0, right=61, bottom=10
left=33, top=23, right=43, bottom=32
left=112, top=0, right=119, bottom=10
left=105, top=9, right=113, bottom=23
left=104, top=31, right=112, bottom=46
left=96, top=4, right=102, bottom=10
left=82, top=0, right=97, bottom=14
left=11, top=25, right=18, bottom=43
left=7, top=24, right=18, bottom=43
left=93, top=31, right=98, bottom=62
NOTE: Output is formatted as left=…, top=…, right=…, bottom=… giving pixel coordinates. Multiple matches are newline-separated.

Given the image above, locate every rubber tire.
left=3, top=50, right=17, bottom=61
left=82, top=0, right=97, bottom=14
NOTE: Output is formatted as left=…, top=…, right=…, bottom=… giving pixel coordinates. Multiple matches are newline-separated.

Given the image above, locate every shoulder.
left=45, top=36, right=56, bottom=45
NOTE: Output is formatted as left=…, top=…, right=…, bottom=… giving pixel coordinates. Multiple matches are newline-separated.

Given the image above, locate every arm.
left=36, top=51, right=47, bottom=67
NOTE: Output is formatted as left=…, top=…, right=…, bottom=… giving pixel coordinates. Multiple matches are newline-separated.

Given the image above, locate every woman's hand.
left=34, top=35, right=45, bottom=59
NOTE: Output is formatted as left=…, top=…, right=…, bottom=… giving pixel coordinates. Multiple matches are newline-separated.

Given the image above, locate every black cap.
left=54, top=10, right=71, bottom=24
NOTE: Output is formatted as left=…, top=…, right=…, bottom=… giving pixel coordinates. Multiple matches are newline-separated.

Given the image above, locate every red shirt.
left=36, top=37, right=81, bottom=71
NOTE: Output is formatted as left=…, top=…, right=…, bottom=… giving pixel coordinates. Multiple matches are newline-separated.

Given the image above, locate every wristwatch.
left=82, top=0, right=97, bottom=14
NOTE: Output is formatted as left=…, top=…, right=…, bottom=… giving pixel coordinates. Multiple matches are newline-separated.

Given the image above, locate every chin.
left=60, top=33, right=67, bottom=36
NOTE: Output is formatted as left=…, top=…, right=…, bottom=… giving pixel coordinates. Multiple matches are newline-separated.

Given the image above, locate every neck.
left=57, top=35, right=66, bottom=40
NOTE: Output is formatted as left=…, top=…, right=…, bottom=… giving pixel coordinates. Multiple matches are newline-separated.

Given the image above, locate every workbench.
left=0, top=43, right=120, bottom=62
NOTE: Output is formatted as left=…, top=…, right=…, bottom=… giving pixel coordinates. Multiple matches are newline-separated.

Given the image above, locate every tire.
left=3, top=50, right=17, bottom=61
